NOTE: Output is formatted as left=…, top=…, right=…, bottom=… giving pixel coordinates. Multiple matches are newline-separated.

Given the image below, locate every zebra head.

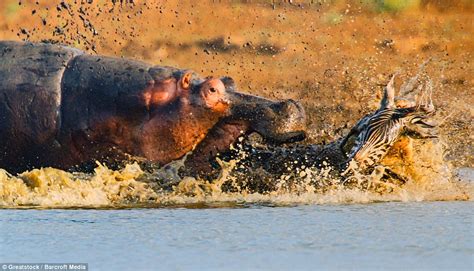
left=341, top=70, right=437, bottom=172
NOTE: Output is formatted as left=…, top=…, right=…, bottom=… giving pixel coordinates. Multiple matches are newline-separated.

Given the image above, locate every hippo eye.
left=209, top=87, right=216, bottom=93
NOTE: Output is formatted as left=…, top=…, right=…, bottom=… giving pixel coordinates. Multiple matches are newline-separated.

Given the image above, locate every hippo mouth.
left=225, top=91, right=307, bottom=143
left=183, top=91, right=307, bottom=177
left=182, top=118, right=303, bottom=177
left=252, top=99, right=307, bottom=144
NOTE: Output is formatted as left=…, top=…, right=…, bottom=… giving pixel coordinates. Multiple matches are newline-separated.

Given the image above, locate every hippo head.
left=181, top=75, right=307, bottom=176
left=184, top=75, right=307, bottom=142
left=218, top=76, right=306, bottom=143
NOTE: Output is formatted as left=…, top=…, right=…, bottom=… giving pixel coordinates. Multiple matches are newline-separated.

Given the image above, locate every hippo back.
left=0, top=41, right=83, bottom=169
left=0, top=41, right=198, bottom=171
left=60, top=54, right=183, bottom=133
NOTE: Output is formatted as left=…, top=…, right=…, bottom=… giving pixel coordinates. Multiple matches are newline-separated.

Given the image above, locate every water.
left=1, top=202, right=472, bottom=271
left=0, top=2, right=472, bottom=270
left=0, top=130, right=472, bottom=270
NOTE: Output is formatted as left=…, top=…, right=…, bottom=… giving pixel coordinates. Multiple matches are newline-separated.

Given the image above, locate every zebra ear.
left=414, top=77, right=436, bottom=113
left=380, top=73, right=396, bottom=109
left=400, top=58, right=431, bottom=96
left=425, top=77, right=435, bottom=112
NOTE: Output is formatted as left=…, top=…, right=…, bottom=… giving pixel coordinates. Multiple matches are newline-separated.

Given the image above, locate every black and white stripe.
left=348, top=107, right=416, bottom=169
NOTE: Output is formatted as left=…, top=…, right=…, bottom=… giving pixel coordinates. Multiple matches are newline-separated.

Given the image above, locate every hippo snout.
left=260, top=99, right=307, bottom=143
left=227, top=91, right=307, bottom=144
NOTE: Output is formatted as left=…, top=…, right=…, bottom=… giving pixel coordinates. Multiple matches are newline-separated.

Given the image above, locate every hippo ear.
left=221, top=76, right=236, bottom=91
left=180, top=71, right=194, bottom=90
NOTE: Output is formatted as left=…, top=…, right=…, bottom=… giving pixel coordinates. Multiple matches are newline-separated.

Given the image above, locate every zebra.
left=341, top=69, right=436, bottom=176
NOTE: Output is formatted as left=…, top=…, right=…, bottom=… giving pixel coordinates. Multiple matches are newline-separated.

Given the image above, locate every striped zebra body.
left=347, top=107, right=416, bottom=170
left=339, top=67, right=436, bottom=176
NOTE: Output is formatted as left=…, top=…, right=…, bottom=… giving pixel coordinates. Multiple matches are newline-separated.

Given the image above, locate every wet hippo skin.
left=0, top=41, right=307, bottom=174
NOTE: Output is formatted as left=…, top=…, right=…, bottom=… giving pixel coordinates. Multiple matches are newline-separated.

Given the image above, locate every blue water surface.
left=0, top=202, right=473, bottom=271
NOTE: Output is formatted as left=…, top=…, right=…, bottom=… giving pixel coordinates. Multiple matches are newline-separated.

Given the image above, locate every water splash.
left=0, top=137, right=471, bottom=209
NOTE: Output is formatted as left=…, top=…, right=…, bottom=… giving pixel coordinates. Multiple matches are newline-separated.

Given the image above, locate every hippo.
left=0, top=41, right=306, bottom=173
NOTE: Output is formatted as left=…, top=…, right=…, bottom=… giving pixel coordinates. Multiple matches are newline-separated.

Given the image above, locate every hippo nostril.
left=268, top=101, right=285, bottom=112
left=276, top=100, right=293, bottom=110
